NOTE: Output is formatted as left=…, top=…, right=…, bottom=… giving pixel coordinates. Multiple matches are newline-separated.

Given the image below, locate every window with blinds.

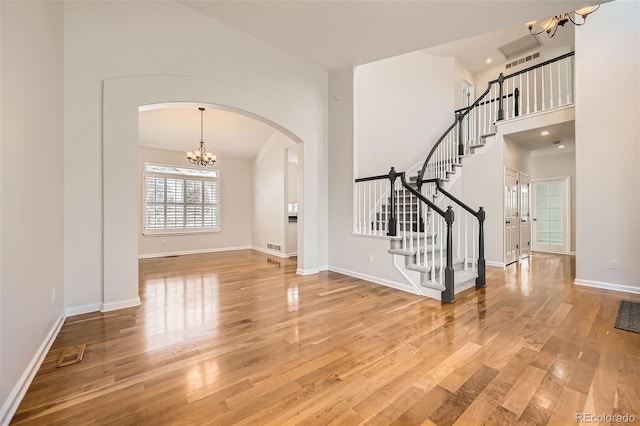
left=143, top=163, right=220, bottom=234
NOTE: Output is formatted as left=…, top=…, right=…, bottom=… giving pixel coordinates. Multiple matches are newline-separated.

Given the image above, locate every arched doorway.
left=102, top=75, right=318, bottom=311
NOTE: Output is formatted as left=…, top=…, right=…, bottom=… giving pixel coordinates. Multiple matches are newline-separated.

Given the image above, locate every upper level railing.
left=420, top=51, right=575, bottom=183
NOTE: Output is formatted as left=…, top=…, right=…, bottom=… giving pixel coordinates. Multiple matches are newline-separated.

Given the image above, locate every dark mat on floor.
left=615, top=300, right=640, bottom=334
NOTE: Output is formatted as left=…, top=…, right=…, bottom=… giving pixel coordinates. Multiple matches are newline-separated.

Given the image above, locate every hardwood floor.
left=11, top=251, right=640, bottom=425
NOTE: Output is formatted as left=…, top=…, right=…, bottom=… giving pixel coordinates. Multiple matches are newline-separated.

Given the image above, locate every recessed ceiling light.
left=486, top=58, right=492, bottom=64
left=541, top=130, right=550, bottom=136
left=558, top=145, right=566, bottom=149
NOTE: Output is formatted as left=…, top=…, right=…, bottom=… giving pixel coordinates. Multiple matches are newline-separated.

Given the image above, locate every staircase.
left=355, top=52, right=576, bottom=302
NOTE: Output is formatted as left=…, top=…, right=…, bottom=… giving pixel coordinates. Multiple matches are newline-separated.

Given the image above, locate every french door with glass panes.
left=532, top=178, right=570, bottom=254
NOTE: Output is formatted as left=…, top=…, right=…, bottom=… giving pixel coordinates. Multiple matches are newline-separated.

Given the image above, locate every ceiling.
left=181, top=1, right=605, bottom=69
left=138, top=105, right=281, bottom=160
left=425, top=23, right=574, bottom=75
left=505, top=120, right=575, bottom=156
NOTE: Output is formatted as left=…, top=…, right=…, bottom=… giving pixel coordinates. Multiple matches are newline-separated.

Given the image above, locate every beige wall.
left=0, top=1, right=65, bottom=418
left=252, top=132, right=295, bottom=255
left=137, top=147, right=253, bottom=257
left=575, top=0, right=640, bottom=290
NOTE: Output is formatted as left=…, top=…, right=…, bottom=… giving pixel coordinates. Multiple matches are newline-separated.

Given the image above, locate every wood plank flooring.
left=11, top=251, right=640, bottom=425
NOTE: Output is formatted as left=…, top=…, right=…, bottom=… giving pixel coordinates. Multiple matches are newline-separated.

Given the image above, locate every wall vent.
left=505, top=52, right=540, bottom=70
left=267, top=243, right=281, bottom=251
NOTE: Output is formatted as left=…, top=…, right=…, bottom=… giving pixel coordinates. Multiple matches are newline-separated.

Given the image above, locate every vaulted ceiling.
left=181, top=1, right=605, bottom=69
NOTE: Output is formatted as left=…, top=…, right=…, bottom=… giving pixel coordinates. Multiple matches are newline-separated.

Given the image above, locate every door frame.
left=519, top=172, right=531, bottom=260
left=504, top=167, right=519, bottom=266
left=531, top=176, right=571, bottom=255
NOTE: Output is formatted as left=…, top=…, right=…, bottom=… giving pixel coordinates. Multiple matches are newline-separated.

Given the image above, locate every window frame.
left=142, top=162, right=221, bottom=236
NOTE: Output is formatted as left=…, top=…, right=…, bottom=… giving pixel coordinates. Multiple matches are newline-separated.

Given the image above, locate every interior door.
left=532, top=178, right=570, bottom=254
left=519, top=173, right=531, bottom=259
left=504, top=169, right=518, bottom=265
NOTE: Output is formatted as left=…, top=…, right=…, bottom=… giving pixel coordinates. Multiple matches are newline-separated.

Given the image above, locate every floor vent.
left=56, top=344, right=86, bottom=368
left=267, top=243, right=281, bottom=251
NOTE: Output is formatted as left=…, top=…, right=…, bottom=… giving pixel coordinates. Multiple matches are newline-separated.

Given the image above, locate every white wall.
left=530, top=150, right=576, bottom=252
left=454, top=60, right=476, bottom=111
left=459, top=137, right=505, bottom=265
left=252, top=132, right=295, bottom=255
left=64, top=1, right=328, bottom=310
left=328, top=66, right=437, bottom=296
left=285, top=157, right=298, bottom=255
left=0, top=1, right=65, bottom=420
left=503, top=137, right=531, bottom=173
left=355, top=51, right=455, bottom=177
left=575, top=0, right=640, bottom=291
left=138, top=147, right=253, bottom=257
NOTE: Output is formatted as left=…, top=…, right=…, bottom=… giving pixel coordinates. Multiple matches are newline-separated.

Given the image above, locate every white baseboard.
left=101, top=297, right=141, bottom=312
left=574, top=279, right=640, bottom=295
left=486, top=261, right=506, bottom=268
left=251, top=246, right=292, bottom=259
left=296, top=268, right=319, bottom=275
left=65, top=303, right=101, bottom=317
left=0, top=313, right=65, bottom=425
left=328, top=266, right=419, bottom=295
left=138, top=245, right=252, bottom=259
left=318, top=265, right=329, bottom=272
left=285, top=252, right=298, bottom=257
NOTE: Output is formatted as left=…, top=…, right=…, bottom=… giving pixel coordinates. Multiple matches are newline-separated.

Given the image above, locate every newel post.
left=387, top=167, right=398, bottom=237
left=476, top=207, right=486, bottom=288
left=416, top=170, right=425, bottom=233
left=497, top=73, right=505, bottom=121
left=442, top=206, right=455, bottom=303
left=457, top=112, right=465, bottom=156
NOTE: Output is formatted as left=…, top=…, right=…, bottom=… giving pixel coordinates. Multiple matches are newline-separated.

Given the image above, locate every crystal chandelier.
left=186, top=107, right=217, bottom=166
left=526, top=5, right=599, bottom=38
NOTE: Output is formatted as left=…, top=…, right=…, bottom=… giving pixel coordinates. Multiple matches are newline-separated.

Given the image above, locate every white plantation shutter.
left=143, top=164, right=220, bottom=233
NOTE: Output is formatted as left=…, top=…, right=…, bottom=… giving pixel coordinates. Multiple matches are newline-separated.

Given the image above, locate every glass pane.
left=550, top=221, right=563, bottom=232
left=166, top=178, right=184, bottom=203
left=186, top=180, right=202, bottom=203
left=550, top=232, right=563, bottom=245
left=537, top=183, right=548, bottom=197
left=166, top=204, right=184, bottom=229
left=186, top=206, right=203, bottom=228
left=536, top=195, right=549, bottom=208
left=204, top=205, right=220, bottom=228
left=145, top=205, right=164, bottom=229
left=145, top=177, right=164, bottom=203
left=549, top=182, right=563, bottom=196
left=145, top=163, right=218, bottom=178
left=536, top=208, right=549, bottom=220
left=203, top=181, right=219, bottom=204
left=537, top=232, right=549, bottom=244
left=537, top=221, right=549, bottom=232
left=549, top=195, right=562, bottom=208
left=549, top=208, right=563, bottom=220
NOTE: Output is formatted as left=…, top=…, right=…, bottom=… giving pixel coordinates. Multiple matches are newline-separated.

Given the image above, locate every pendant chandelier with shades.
left=187, top=107, right=217, bottom=166
left=526, top=5, right=599, bottom=38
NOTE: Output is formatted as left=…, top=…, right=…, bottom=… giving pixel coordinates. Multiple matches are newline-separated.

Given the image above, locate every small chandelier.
left=187, top=107, right=217, bottom=166
left=526, top=5, right=599, bottom=38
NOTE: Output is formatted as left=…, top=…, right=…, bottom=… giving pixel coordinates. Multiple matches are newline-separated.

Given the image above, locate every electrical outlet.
left=608, top=260, right=618, bottom=270
left=368, top=255, right=373, bottom=264
left=51, top=289, right=56, bottom=304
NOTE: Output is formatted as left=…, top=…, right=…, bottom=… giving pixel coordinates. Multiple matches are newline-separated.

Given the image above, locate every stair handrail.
left=423, top=178, right=486, bottom=287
